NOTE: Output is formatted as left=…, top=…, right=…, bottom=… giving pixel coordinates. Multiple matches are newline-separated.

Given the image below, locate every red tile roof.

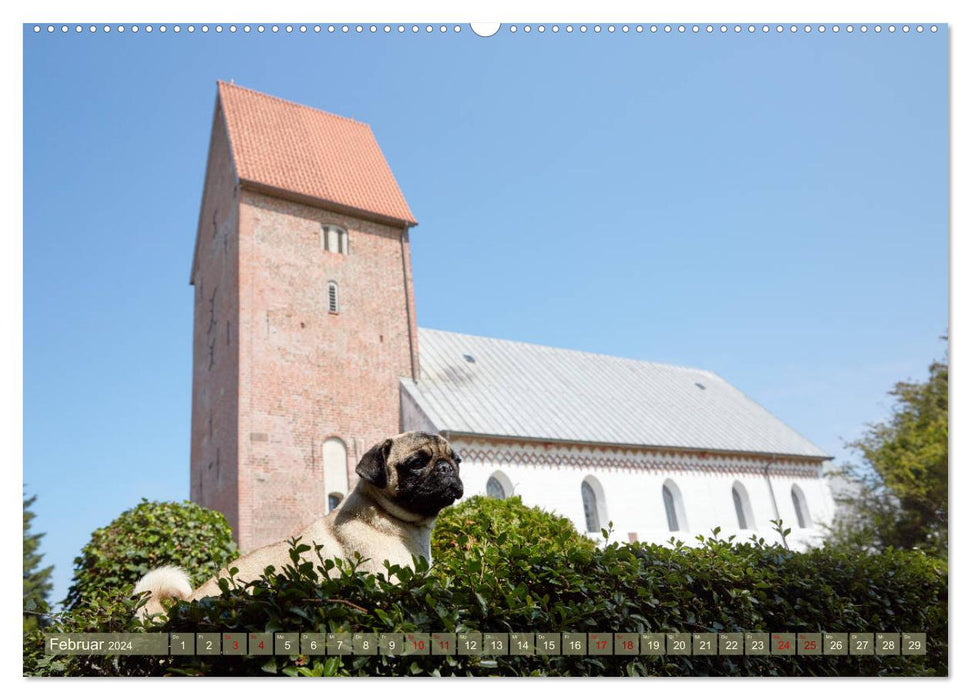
left=217, top=81, right=416, bottom=226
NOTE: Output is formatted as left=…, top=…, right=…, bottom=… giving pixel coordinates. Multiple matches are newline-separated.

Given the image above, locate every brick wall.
left=234, top=190, right=417, bottom=550
left=190, top=102, right=420, bottom=552
left=189, top=102, right=241, bottom=535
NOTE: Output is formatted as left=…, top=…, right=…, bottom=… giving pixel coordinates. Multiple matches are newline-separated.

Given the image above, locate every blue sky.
left=22, top=23, right=947, bottom=607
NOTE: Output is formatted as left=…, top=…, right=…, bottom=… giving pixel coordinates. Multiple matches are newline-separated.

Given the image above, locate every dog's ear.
left=356, top=438, right=393, bottom=489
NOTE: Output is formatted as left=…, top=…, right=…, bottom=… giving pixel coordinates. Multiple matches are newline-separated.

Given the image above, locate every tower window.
left=322, top=225, right=348, bottom=255
left=323, top=437, right=349, bottom=513
left=327, top=281, right=339, bottom=314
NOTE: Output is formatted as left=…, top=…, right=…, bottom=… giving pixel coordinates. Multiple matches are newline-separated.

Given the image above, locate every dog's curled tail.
left=132, top=566, right=193, bottom=620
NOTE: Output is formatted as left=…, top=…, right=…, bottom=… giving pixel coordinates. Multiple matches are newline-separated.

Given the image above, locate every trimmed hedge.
left=62, top=499, right=239, bottom=611
left=26, top=499, right=239, bottom=676
left=25, top=496, right=946, bottom=677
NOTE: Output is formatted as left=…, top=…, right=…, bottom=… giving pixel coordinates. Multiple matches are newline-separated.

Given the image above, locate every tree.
left=24, top=494, right=54, bottom=630
left=828, top=350, right=947, bottom=557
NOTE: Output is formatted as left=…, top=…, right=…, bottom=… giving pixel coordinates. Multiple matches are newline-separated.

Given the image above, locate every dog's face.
left=355, top=432, right=464, bottom=518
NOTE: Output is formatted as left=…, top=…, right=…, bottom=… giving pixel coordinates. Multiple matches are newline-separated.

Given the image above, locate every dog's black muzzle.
left=434, top=460, right=464, bottom=499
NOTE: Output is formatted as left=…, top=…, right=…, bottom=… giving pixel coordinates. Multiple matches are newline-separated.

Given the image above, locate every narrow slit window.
left=328, top=282, right=339, bottom=313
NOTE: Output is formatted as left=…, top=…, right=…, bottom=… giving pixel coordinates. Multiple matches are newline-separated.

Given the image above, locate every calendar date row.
left=45, top=632, right=927, bottom=657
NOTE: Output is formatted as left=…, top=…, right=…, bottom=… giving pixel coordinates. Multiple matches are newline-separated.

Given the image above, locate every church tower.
left=189, top=82, right=419, bottom=552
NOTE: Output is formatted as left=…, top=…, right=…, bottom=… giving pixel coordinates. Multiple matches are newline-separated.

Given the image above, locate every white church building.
left=402, top=328, right=834, bottom=550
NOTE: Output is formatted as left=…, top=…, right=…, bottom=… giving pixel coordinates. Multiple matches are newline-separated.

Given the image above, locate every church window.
left=663, top=485, right=678, bottom=531
left=328, top=281, right=339, bottom=313
left=581, top=476, right=607, bottom=534
left=322, top=224, right=348, bottom=255
left=732, top=488, right=746, bottom=529
left=323, top=437, right=349, bottom=513
left=791, top=484, right=812, bottom=529
left=582, top=481, right=599, bottom=532
left=486, top=470, right=512, bottom=500
left=732, top=481, right=755, bottom=530
left=662, top=479, right=687, bottom=532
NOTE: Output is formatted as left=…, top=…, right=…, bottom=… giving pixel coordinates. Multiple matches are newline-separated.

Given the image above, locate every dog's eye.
left=405, top=454, right=428, bottom=470
left=452, top=454, right=462, bottom=465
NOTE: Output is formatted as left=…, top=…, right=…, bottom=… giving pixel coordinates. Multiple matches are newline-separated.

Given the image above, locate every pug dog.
left=133, top=431, right=463, bottom=618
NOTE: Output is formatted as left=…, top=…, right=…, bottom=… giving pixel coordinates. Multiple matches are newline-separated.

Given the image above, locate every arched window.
left=581, top=482, right=599, bottom=533
left=662, top=479, right=688, bottom=532
left=323, top=437, right=349, bottom=513
left=581, top=476, right=607, bottom=534
left=327, top=281, right=339, bottom=314
left=486, top=471, right=512, bottom=500
left=322, top=224, right=348, bottom=255
left=791, top=484, right=812, bottom=529
left=662, top=485, right=678, bottom=531
left=732, top=481, right=755, bottom=530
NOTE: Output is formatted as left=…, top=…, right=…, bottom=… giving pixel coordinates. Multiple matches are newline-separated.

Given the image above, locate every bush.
left=62, top=499, right=239, bottom=611
left=26, top=496, right=946, bottom=677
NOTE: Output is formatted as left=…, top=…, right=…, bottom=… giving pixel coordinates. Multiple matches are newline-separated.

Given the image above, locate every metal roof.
left=402, top=328, right=830, bottom=459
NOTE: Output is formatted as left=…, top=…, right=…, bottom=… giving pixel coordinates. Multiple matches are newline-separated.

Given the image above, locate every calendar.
left=42, top=632, right=927, bottom=657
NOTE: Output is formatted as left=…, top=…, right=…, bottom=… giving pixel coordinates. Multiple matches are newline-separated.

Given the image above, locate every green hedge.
left=62, top=499, right=239, bottom=611
left=25, top=496, right=946, bottom=677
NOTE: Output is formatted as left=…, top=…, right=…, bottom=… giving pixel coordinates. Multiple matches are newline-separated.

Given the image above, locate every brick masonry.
left=190, top=102, right=419, bottom=552
left=189, top=101, right=241, bottom=537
